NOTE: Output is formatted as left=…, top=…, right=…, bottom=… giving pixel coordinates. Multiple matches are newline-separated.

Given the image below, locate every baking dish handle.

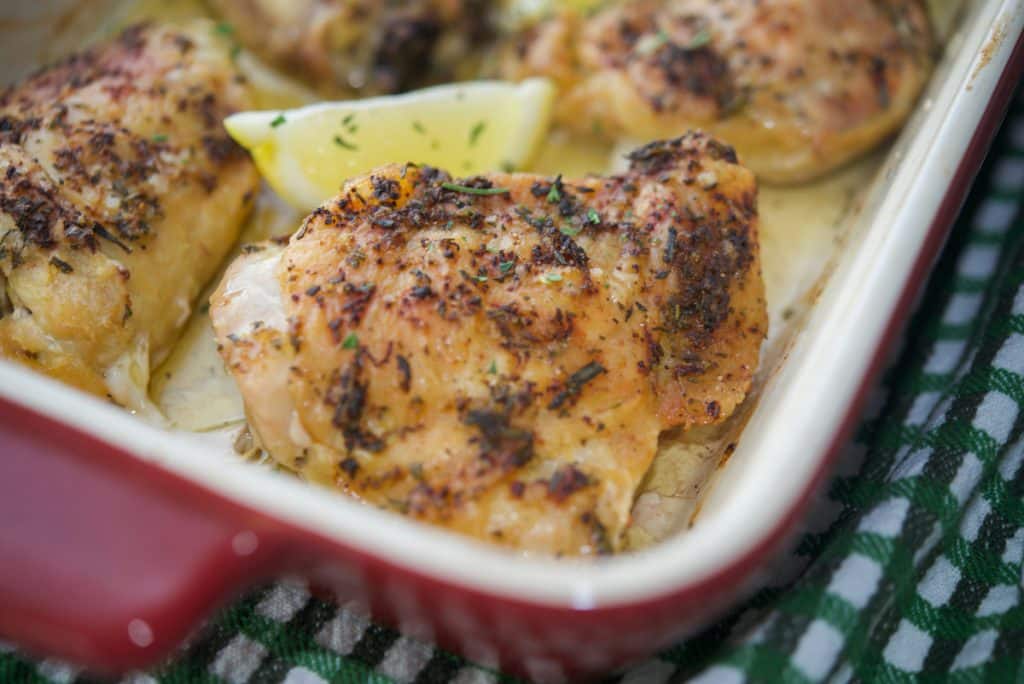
left=0, top=396, right=285, bottom=672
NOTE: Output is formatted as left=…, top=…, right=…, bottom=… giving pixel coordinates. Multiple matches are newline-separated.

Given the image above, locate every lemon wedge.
left=225, top=78, right=556, bottom=211
left=501, top=0, right=608, bottom=28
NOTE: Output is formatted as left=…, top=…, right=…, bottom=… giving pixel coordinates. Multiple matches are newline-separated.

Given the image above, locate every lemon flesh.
left=225, top=79, right=555, bottom=211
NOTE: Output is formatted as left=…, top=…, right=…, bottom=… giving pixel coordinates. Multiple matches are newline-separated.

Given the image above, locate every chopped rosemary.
left=440, top=182, right=510, bottom=196
left=342, top=332, right=359, bottom=349
left=412, top=121, right=426, bottom=134
left=469, top=121, right=486, bottom=147
left=270, top=114, right=286, bottom=128
left=548, top=361, right=607, bottom=410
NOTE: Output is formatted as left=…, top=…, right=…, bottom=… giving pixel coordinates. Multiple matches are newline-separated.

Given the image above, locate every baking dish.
left=0, top=1, right=1022, bottom=681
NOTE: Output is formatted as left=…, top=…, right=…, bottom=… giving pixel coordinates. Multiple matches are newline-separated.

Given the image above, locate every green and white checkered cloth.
left=4, top=91, right=1024, bottom=684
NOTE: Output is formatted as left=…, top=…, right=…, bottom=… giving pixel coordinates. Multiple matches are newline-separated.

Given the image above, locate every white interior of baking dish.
left=0, top=0, right=1020, bottom=608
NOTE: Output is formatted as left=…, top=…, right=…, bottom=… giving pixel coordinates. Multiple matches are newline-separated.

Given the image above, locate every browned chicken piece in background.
left=211, top=132, right=766, bottom=556
left=501, top=0, right=934, bottom=182
left=0, top=24, right=260, bottom=411
left=207, top=0, right=494, bottom=94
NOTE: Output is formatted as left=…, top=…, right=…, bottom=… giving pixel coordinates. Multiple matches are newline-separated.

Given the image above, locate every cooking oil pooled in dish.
left=150, top=188, right=300, bottom=431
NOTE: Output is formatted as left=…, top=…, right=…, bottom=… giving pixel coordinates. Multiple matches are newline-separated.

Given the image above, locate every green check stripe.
left=839, top=477, right=961, bottom=528
left=946, top=534, right=1021, bottom=585
left=896, top=364, right=1024, bottom=402
left=868, top=419, right=1000, bottom=460
left=953, top=275, right=992, bottom=294
left=0, top=653, right=49, bottom=684
left=981, top=468, right=1024, bottom=527
left=904, top=595, right=1024, bottom=642
left=776, top=589, right=859, bottom=635
left=719, top=644, right=813, bottom=684
left=157, top=666, right=225, bottom=684
left=968, top=230, right=1013, bottom=246
left=926, top=311, right=1024, bottom=342
left=946, top=657, right=1024, bottom=684
left=988, top=188, right=1024, bottom=202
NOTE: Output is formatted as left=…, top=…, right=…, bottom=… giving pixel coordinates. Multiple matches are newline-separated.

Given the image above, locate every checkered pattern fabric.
left=3, top=93, right=1024, bottom=684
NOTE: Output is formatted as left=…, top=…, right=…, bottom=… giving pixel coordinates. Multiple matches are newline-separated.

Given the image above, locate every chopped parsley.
left=340, top=114, right=357, bottom=135
left=151, top=134, right=168, bottom=143
left=636, top=30, right=669, bottom=56
left=412, top=121, right=426, bottom=135
left=469, top=121, right=486, bottom=147
left=333, top=135, right=358, bottom=150
left=688, top=29, right=712, bottom=49
left=546, top=175, right=563, bottom=203
left=342, top=332, right=359, bottom=349
left=441, top=182, right=510, bottom=196
left=587, top=208, right=601, bottom=224
left=487, top=359, right=498, bottom=374
left=499, top=260, right=515, bottom=274
left=543, top=272, right=563, bottom=283
left=214, top=22, right=234, bottom=36
left=270, top=114, right=286, bottom=128
left=559, top=224, right=581, bottom=237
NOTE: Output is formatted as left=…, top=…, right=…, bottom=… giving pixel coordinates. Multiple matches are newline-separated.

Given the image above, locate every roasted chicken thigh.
left=211, top=133, right=766, bottom=555
left=208, top=0, right=493, bottom=95
left=501, top=0, right=934, bottom=182
left=0, top=24, right=259, bottom=409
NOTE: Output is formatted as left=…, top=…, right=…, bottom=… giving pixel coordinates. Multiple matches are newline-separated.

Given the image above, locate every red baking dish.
left=1, top=2, right=1023, bottom=682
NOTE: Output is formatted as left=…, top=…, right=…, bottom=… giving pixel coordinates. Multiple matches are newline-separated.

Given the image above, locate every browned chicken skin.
left=211, top=132, right=766, bottom=555
left=0, top=24, right=259, bottom=409
left=501, top=0, right=934, bottom=182
left=207, top=0, right=494, bottom=95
